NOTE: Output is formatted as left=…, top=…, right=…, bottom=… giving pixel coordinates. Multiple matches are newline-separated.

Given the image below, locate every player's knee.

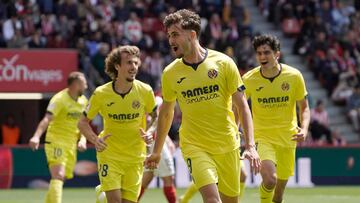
left=51, top=170, right=65, bottom=180
left=263, top=173, right=277, bottom=188
left=203, top=196, right=221, bottom=203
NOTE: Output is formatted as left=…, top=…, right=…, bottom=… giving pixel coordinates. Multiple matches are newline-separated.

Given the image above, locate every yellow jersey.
left=85, top=80, right=156, bottom=163
left=242, top=64, right=307, bottom=148
left=162, top=49, right=243, bottom=155
left=46, top=88, right=88, bottom=148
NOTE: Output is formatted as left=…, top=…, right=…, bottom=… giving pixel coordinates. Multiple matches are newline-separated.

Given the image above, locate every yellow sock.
left=180, top=183, right=197, bottom=203
left=45, top=179, right=63, bottom=203
left=239, top=182, right=246, bottom=200
left=259, top=183, right=274, bottom=203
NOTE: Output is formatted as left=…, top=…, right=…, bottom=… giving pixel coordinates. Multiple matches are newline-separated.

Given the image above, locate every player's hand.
left=29, top=136, right=40, bottom=151
left=291, top=127, right=307, bottom=142
left=243, top=146, right=261, bottom=175
left=95, top=134, right=111, bottom=152
left=140, top=128, right=153, bottom=145
left=144, top=153, right=161, bottom=170
left=77, top=140, right=87, bottom=152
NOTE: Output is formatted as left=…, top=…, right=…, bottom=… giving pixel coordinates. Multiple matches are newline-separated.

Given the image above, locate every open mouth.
left=261, top=62, right=268, bottom=65
left=172, top=46, right=178, bottom=52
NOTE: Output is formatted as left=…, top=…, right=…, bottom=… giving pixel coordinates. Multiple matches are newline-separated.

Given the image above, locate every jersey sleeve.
left=85, top=90, right=101, bottom=119
left=242, top=74, right=251, bottom=99
left=161, top=70, right=177, bottom=102
left=225, top=58, right=245, bottom=95
left=46, top=96, right=63, bottom=116
left=295, top=72, right=308, bottom=101
left=145, top=87, right=156, bottom=113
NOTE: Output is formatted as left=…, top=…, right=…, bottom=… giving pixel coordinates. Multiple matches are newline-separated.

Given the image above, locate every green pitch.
left=0, top=187, right=359, bottom=203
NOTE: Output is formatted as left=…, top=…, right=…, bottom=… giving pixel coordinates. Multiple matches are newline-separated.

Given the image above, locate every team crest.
left=281, top=82, right=290, bottom=91
left=132, top=100, right=140, bottom=109
left=208, top=69, right=218, bottom=79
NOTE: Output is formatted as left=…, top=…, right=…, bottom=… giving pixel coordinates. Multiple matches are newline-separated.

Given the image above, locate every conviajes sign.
left=0, top=50, right=77, bottom=92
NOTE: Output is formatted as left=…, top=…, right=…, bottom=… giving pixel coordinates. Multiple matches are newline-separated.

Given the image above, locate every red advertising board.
left=0, top=50, right=77, bottom=92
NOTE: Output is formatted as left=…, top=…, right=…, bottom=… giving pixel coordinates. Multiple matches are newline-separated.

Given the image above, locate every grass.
left=0, top=186, right=359, bottom=203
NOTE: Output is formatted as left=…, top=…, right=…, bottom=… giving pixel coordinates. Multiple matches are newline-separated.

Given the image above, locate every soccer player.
left=242, top=34, right=310, bottom=203
left=29, top=71, right=88, bottom=203
left=145, top=9, right=260, bottom=203
left=138, top=96, right=177, bottom=203
left=78, top=45, right=157, bottom=203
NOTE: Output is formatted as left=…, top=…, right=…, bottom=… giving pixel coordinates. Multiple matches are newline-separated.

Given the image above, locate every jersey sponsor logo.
left=67, top=112, right=82, bottom=119
left=256, top=86, right=264, bottom=91
left=258, top=96, right=289, bottom=104
left=181, top=84, right=220, bottom=104
left=177, top=77, right=186, bottom=84
left=207, top=69, right=218, bottom=79
left=132, top=100, right=140, bottom=109
left=106, top=102, right=115, bottom=107
left=257, top=96, right=290, bottom=108
left=281, top=82, right=290, bottom=91
left=108, top=113, right=140, bottom=120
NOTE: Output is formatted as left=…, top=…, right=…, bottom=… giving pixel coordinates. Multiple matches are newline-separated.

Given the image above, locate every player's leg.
left=216, top=149, right=241, bottom=203
left=122, top=162, right=144, bottom=203
left=178, top=182, right=197, bottom=203
left=272, top=146, right=296, bottom=203
left=257, top=142, right=277, bottom=203
left=162, top=175, right=176, bottom=203
left=105, top=189, right=122, bottom=203
left=97, top=159, right=122, bottom=203
left=183, top=151, right=221, bottom=203
left=259, top=160, right=277, bottom=203
left=273, top=179, right=287, bottom=203
left=159, top=144, right=177, bottom=203
left=44, top=143, right=66, bottom=203
left=46, top=164, right=65, bottom=203
left=239, top=160, right=247, bottom=201
left=138, top=171, right=154, bottom=200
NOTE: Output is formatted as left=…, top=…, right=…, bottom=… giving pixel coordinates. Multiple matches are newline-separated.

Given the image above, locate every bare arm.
left=292, top=98, right=311, bottom=142
left=140, top=109, right=158, bottom=144
left=232, top=90, right=261, bottom=174
left=144, top=101, right=176, bottom=169
left=78, top=115, right=98, bottom=144
left=29, top=113, right=53, bottom=150
left=232, top=91, right=255, bottom=148
left=78, top=114, right=110, bottom=152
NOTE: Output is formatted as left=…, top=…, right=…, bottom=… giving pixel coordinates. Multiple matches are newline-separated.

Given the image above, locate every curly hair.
left=252, top=34, right=280, bottom=52
left=105, top=45, right=140, bottom=80
left=163, top=9, right=201, bottom=38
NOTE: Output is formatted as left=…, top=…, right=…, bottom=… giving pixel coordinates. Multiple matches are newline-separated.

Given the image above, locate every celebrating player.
left=145, top=9, right=260, bottom=203
left=78, top=45, right=157, bottom=203
left=29, top=71, right=88, bottom=203
left=242, top=34, right=310, bottom=203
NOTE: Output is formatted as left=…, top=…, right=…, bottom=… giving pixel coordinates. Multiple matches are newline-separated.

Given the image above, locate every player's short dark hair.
left=67, top=71, right=85, bottom=86
left=105, top=45, right=140, bottom=80
left=163, top=9, right=201, bottom=38
left=252, top=34, right=280, bottom=52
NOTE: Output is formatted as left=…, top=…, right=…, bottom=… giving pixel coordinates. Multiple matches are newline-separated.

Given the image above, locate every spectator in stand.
left=347, top=84, right=360, bottom=133
left=1, top=114, right=20, bottom=146
left=310, top=100, right=333, bottom=145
